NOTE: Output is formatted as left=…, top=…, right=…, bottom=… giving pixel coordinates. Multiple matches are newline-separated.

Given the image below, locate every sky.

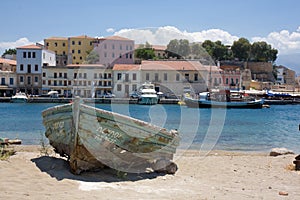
left=1, top=0, right=300, bottom=72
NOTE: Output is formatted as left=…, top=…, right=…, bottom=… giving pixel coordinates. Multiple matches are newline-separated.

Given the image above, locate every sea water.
left=0, top=103, right=299, bottom=153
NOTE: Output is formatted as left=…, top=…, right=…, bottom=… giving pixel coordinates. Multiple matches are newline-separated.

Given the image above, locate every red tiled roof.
left=141, top=60, right=220, bottom=72
left=66, top=64, right=107, bottom=68
left=17, top=44, right=43, bottom=50
left=0, top=58, right=17, bottom=65
left=113, top=64, right=141, bottom=71
left=102, top=36, right=133, bottom=41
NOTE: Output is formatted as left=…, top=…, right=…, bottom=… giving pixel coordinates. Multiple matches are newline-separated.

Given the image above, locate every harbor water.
left=0, top=102, right=299, bottom=153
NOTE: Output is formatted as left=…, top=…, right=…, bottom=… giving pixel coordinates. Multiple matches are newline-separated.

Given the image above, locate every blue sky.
left=1, top=0, right=300, bottom=71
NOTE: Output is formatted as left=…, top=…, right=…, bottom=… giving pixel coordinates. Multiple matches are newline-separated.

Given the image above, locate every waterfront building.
left=16, top=44, right=56, bottom=95
left=0, top=58, right=17, bottom=72
left=112, top=64, right=141, bottom=97
left=112, top=60, right=223, bottom=98
left=42, top=64, right=113, bottom=98
left=0, top=70, right=17, bottom=96
left=45, top=35, right=95, bottom=65
left=93, top=36, right=134, bottom=67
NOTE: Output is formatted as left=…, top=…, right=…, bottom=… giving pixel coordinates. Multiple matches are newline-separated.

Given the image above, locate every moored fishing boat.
left=137, top=82, right=159, bottom=105
left=185, top=90, right=264, bottom=109
left=42, top=98, right=180, bottom=174
left=11, top=92, right=28, bottom=103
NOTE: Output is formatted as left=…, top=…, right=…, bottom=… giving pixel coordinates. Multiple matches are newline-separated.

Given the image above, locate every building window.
left=132, top=73, right=136, bottom=81
left=1, top=78, right=5, bottom=85
left=63, top=51, right=66, bottom=55
left=64, top=73, right=67, bottom=78
left=176, top=74, right=180, bottom=81
left=84, top=73, right=87, bottom=79
left=104, top=52, right=107, bottom=57
left=112, top=44, right=115, bottom=49
left=130, top=54, right=132, bottom=59
left=126, top=54, right=128, bottom=59
left=132, top=84, right=137, bottom=91
left=43, top=80, right=46, bottom=85
left=117, top=73, right=122, bottom=80
left=46, top=42, right=49, bottom=46
left=125, top=74, right=129, bottom=82
left=72, top=49, right=75, bottom=53
left=27, top=76, right=31, bottom=85
left=120, top=45, right=122, bottom=50
left=54, top=73, right=57, bottom=78
left=48, top=80, right=51, bottom=85
left=184, top=73, right=189, bottom=81
left=74, top=73, right=77, bottom=78
left=43, top=72, right=46, bottom=77
left=79, top=73, right=82, bottom=78
left=226, top=78, right=228, bottom=84
left=112, top=53, right=115, bottom=58
left=146, top=73, right=150, bottom=81
left=35, top=64, right=38, bottom=71
left=54, top=80, right=57, bottom=86
left=28, top=52, right=31, bottom=58
left=43, top=53, right=45, bottom=59
left=72, top=41, right=75, bottom=45
left=23, top=52, right=26, bottom=58
left=78, top=41, right=81, bottom=45
left=117, top=84, right=122, bottom=91
left=35, top=76, right=38, bottom=83
left=20, top=76, right=24, bottom=83
left=27, top=64, right=31, bottom=73
left=104, top=44, right=107, bottom=49
left=59, top=73, right=62, bottom=78
left=236, top=78, right=239, bottom=84
left=55, top=42, right=57, bottom=47
left=78, top=50, right=81, bottom=54
left=155, top=73, right=159, bottom=81
left=194, top=73, right=198, bottom=81
left=119, top=54, right=122, bottom=58
left=94, top=73, right=97, bottom=79
left=32, top=52, right=36, bottom=58
left=73, top=56, right=76, bottom=60
left=9, top=78, right=14, bottom=85
left=63, top=43, right=66, bottom=47
left=20, top=64, right=24, bottom=71
left=164, top=73, right=167, bottom=81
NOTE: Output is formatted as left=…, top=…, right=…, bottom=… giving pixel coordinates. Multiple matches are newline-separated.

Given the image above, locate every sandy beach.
left=1, top=145, right=299, bottom=200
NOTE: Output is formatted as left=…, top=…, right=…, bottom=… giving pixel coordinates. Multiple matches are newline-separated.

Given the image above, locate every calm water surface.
left=0, top=102, right=299, bottom=153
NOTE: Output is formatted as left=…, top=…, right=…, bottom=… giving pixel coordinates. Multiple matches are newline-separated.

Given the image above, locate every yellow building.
left=45, top=35, right=95, bottom=65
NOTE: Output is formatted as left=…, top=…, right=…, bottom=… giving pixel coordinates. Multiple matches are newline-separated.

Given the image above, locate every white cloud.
left=252, top=29, right=300, bottom=55
left=0, top=37, right=32, bottom=54
left=106, top=28, right=115, bottom=33
left=114, top=26, right=300, bottom=56
left=114, top=26, right=238, bottom=45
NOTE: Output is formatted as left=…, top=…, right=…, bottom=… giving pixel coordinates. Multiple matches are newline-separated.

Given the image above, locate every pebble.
left=279, top=191, right=288, bottom=196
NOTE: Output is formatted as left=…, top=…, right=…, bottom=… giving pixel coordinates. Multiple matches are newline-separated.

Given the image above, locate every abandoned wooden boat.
left=42, top=98, right=180, bottom=174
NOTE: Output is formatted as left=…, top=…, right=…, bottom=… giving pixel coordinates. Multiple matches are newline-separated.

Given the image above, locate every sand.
left=1, top=145, right=300, bottom=200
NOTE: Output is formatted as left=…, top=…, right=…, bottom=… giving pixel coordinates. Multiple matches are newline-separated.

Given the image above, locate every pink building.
left=93, top=36, right=134, bottom=67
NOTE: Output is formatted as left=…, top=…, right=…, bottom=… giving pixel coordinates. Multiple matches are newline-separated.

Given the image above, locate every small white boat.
left=138, top=83, right=159, bottom=105
left=11, top=92, right=28, bottom=103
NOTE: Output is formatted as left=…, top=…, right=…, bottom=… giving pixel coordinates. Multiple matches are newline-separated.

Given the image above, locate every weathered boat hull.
left=42, top=99, right=180, bottom=174
left=184, top=97, right=264, bottom=109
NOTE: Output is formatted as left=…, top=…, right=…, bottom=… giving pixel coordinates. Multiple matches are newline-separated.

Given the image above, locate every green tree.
left=135, top=42, right=155, bottom=60
left=231, top=38, right=251, bottom=61
left=2, top=48, right=16, bottom=57
left=250, top=41, right=278, bottom=62
left=201, top=40, right=230, bottom=61
left=83, top=50, right=99, bottom=64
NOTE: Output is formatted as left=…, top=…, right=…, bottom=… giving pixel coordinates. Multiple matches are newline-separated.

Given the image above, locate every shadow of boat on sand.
left=31, top=156, right=166, bottom=182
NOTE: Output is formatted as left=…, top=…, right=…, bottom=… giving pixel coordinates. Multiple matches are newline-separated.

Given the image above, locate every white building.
left=112, top=64, right=141, bottom=97
left=16, top=44, right=56, bottom=95
left=42, top=64, right=113, bottom=98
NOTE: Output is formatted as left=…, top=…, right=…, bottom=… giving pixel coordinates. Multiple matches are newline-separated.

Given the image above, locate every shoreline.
left=1, top=145, right=299, bottom=199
